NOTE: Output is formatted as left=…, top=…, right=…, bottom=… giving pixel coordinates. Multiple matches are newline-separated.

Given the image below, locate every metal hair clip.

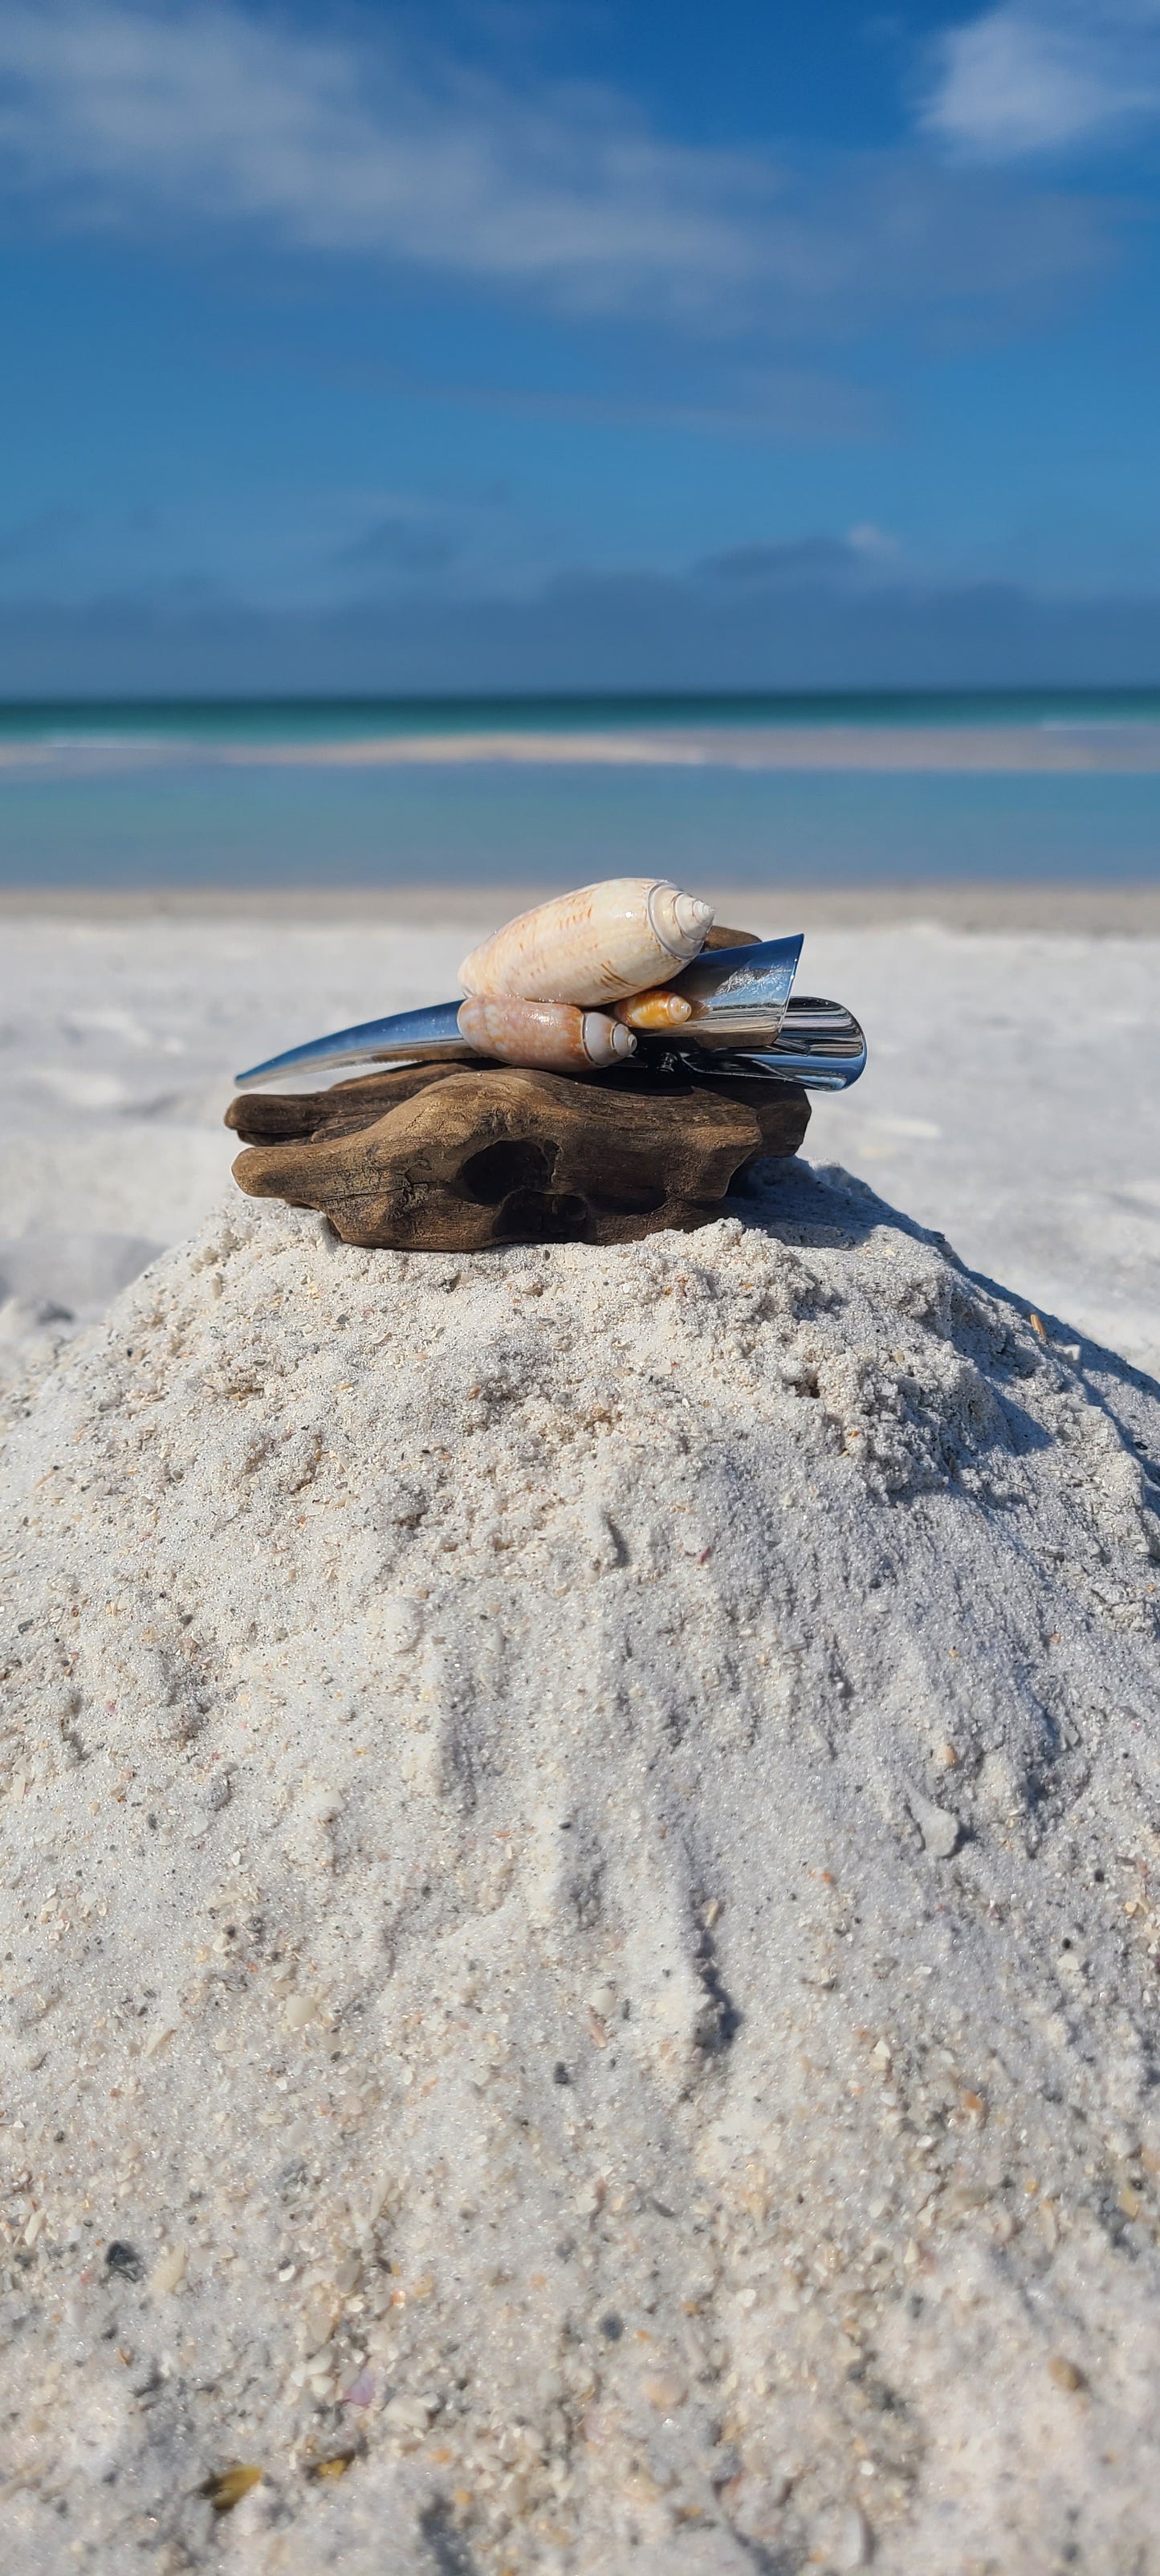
left=235, top=937, right=865, bottom=1094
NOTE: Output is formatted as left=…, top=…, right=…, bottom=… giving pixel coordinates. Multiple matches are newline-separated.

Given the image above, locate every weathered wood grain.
left=226, top=1058, right=809, bottom=1251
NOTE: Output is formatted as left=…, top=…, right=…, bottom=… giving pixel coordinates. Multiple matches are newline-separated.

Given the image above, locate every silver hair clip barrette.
left=237, top=935, right=865, bottom=1096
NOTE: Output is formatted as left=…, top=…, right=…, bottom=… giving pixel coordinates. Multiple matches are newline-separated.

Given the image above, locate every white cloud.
left=0, top=0, right=1117, bottom=323
left=0, top=0, right=768, bottom=316
left=922, top=1, right=1160, bottom=157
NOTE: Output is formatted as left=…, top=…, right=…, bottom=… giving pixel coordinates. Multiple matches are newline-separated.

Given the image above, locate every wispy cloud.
left=0, top=0, right=1117, bottom=325
left=922, top=1, right=1160, bottom=157
left=0, top=0, right=771, bottom=318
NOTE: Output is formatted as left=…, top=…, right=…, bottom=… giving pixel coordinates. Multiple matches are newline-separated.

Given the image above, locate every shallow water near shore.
left=2, top=756, right=1159, bottom=890
left=0, top=688, right=1158, bottom=889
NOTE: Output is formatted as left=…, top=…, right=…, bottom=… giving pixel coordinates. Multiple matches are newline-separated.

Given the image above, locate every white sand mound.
left=0, top=1167, right=1158, bottom=2576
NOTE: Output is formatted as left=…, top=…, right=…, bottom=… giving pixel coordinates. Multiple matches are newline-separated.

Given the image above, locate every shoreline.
left=2, top=880, right=1158, bottom=934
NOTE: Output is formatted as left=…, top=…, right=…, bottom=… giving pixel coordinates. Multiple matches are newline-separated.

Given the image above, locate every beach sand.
left=2, top=887, right=1157, bottom=1411
left=0, top=1172, right=1158, bottom=2574
left=1, top=886, right=1159, bottom=2570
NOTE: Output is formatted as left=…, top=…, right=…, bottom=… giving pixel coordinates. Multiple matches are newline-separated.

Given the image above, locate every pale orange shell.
left=457, top=996, right=635, bottom=1072
left=614, top=989, right=694, bottom=1030
left=458, top=878, right=714, bottom=1007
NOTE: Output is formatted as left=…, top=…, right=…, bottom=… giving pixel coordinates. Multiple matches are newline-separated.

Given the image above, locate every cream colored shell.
left=458, top=878, right=714, bottom=1008
left=457, top=996, right=635, bottom=1072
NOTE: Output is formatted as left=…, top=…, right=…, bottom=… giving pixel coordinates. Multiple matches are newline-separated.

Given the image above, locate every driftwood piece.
left=226, top=1058, right=810, bottom=1251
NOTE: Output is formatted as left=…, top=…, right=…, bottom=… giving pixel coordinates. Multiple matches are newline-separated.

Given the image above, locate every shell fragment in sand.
left=150, top=2244, right=187, bottom=2296
left=458, top=878, right=714, bottom=1006
left=457, top=995, right=635, bottom=1071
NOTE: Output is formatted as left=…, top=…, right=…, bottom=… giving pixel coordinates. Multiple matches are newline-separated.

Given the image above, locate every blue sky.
left=2, top=0, right=1160, bottom=687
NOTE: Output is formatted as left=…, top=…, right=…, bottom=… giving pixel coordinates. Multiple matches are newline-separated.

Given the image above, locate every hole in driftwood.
left=587, top=1184, right=668, bottom=1217
left=493, top=1188, right=589, bottom=1242
left=461, top=1138, right=556, bottom=1204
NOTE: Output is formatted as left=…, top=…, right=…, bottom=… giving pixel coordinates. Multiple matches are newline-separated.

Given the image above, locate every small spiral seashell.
left=458, top=879, right=714, bottom=1007
left=613, top=989, right=694, bottom=1030
left=457, top=996, right=636, bottom=1071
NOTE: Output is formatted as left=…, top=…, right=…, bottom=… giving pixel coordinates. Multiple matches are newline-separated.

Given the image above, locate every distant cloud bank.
left=3, top=548, right=1159, bottom=694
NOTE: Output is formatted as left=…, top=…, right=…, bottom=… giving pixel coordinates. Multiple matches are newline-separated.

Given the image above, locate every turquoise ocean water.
left=1, top=691, right=1158, bottom=887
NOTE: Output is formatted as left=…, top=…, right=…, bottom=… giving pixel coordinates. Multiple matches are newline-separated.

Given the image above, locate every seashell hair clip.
left=234, top=878, right=867, bottom=1094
